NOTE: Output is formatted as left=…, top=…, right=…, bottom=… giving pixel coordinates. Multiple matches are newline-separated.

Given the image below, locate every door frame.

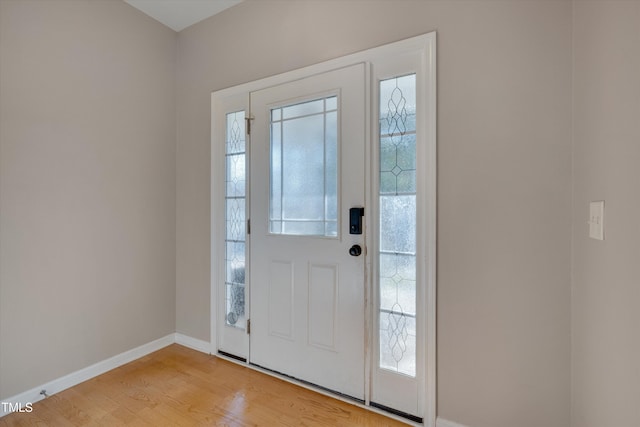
left=211, top=32, right=436, bottom=426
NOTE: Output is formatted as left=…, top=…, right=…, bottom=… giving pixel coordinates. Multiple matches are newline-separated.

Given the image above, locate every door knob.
left=349, top=244, right=362, bottom=257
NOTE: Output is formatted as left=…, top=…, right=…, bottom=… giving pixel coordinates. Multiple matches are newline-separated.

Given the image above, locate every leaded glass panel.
left=225, top=111, right=246, bottom=329
left=378, top=74, right=417, bottom=377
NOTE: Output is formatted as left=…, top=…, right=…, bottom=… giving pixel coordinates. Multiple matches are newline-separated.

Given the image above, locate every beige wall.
left=176, top=1, right=572, bottom=426
left=0, top=0, right=177, bottom=399
left=0, top=1, right=586, bottom=426
left=572, top=2, right=640, bottom=427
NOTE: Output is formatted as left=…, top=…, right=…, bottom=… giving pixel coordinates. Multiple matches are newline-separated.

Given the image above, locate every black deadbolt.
left=349, top=207, right=365, bottom=234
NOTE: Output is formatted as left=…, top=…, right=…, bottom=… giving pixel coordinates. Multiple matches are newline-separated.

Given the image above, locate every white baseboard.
left=436, top=418, right=470, bottom=427
left=174, top=333, right=211, bottom=354
left=1, top=334, right=174, bottom=417
left=7, top=332, right=453, bottom=426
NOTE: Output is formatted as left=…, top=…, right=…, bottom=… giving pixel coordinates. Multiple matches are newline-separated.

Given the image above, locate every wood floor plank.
left=1, top=344, right=408, bottom=426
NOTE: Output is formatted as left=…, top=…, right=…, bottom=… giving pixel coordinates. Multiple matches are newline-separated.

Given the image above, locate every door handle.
left=349, top=244, right=362, bottom=257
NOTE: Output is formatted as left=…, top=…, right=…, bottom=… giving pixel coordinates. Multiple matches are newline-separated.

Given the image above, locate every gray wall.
left=0, top=0, right=177, bottom=399
left=11, top=2, right=627, bottom=427
left=176, top=2, right=572, bottom=427
left=572, top=2, right=640, bottom=427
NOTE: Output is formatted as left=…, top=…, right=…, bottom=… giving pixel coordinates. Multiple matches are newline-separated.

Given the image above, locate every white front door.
left=249, top=64, right=366, bottom=399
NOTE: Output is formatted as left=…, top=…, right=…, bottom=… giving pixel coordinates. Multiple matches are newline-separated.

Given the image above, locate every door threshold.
left=370, top=402, right=423, bottom=424
left=217, top=350, right=246, bottom=363
left=214, top=351, right=423, bottom=426
left=249, top=362, right=365, bottom=405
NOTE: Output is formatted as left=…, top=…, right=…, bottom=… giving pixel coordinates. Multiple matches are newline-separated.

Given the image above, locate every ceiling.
left=123, top=0, right=243, bottom=32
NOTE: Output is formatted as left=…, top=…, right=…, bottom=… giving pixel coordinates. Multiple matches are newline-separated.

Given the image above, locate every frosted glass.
left=379, top=114, right=416, bottom=138
left=379, top=253, right=416, bottom=315
left=282, top=98, right=323, bottom=119
left=225, top=110, right=246, bottom=329
left=270, top=96, right=338, bottom=237
left=379, top=314, right=416, bottom=376
left=379, top=74, right=416, bottom=121
left=378, top=74, right=417, bottom=376
left=380, top=129, right=416, bottom=195
left=225, top=283, right=245, bottom=328
left=380, top=195, right=416, bottom=254
left=380, top=137, right=397, bottom=172
left=226, top=242, right=245, bottom=281
left=395, top=135, right=416, bottom=170
left=225, top=198, right=245, bottom=242
left=226, top=154, right=245, bottom=198
left=325, top=111, right=338, bottom=221
left=226, top=112, right=245, bottom=154
left=279, top=220, right=325, bottom=235
left=270, top=122, right=282, bottom=222
left=282, top=114, right=325, bottom=221
left=227, top=265, right=244, bottom=284
left=325, top=96, right=337, bottom=111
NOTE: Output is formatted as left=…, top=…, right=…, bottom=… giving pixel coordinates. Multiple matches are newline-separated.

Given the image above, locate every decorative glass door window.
left=269, top=96, right=339, bottom=237
left=225, top=111, right=246, bottom=329
left=378, top=74, right=417, bottom=376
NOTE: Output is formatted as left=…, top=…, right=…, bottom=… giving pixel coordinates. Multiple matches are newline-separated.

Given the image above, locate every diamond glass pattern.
left=225, top=111, right=246, bottom=329
left=378, top=74, right=417, bottom=376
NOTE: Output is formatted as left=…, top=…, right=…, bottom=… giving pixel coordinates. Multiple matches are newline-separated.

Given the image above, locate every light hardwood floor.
left=1, top=344, right=407, bottom=426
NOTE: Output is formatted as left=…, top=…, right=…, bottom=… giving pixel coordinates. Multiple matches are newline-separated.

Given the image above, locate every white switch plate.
left=589, top=201, right=604, bottom=240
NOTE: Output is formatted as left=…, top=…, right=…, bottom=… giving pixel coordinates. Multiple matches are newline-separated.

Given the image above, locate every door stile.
left=363, top=61, right=373, bottom=409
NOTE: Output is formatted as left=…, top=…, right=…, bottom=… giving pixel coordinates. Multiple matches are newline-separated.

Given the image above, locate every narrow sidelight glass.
left=225, top=111, right=246, bottom=329
left=378, top=74, right=417, bottom=376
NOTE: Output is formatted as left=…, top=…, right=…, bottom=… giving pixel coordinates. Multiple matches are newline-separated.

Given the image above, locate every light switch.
left=589, top=201, right=604, bottom=240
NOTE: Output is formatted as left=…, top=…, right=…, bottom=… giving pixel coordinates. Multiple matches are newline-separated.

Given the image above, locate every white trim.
left=210, top=91, right=220, bottom=358
left=212, top=35, right=434, bottom=100
left=363, top=61, right=373, bottom=408
left=424, top=31, right=438, bottom=427
left=436, top=418, right=470, bottom=427
left=0, top=334, right=174, bottom=417
left=175, top=333, right=211, bottom=354
left=368, top=36, right=436, bottom=422
left=1, top=333, right=213, bottom=418
left=1, top=331, right=437, bottom=424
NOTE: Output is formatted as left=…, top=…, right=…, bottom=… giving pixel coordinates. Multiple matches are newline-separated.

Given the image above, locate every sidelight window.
left=378, top=74, right=417, bottom=377
left=225, top=111, right=247, bottom=329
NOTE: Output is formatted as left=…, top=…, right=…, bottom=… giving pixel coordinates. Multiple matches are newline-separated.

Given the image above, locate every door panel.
left=268, top=259, right=294, bottom=339
left=250, top=63, right=366, bottom=399
left=308, top=263, right=338, bottom=351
